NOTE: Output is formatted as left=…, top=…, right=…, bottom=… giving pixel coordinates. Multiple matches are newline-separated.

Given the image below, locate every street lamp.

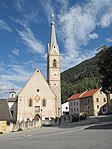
left=58, top=108, right=61, bottom=126
left=41, top=109, right=43, bottom=128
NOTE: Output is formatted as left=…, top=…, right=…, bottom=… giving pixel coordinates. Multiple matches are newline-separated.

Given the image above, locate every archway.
left=34, top=114, right=41, bottom=121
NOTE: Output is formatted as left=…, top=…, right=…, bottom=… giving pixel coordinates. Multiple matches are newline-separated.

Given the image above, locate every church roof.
left=0, top=99, right=12, bottom=121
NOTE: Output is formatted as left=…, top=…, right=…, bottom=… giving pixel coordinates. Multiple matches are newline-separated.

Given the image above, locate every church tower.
left=47, top=14, right=61, bottom=117
left=9, top=86, right=16, bottom=98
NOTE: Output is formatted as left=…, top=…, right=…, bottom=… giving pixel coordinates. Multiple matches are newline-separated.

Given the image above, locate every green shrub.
left=72, top=114, right=79, bottom=122
left=80, top=113, right=88, bottom=120
left=0, top=132, right=3, bottom=134
left=18, top=128, right=23, bottom=131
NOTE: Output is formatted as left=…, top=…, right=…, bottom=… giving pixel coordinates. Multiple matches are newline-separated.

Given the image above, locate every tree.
left=97, top=46, right=112, bottom=113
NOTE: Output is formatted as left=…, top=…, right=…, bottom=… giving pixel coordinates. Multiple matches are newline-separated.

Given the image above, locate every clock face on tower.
left=51, top=70, right=59, bottom=79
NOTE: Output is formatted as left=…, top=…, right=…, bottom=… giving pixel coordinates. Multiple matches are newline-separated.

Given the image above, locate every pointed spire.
left=51, top=14, right=55, bottom=25
left=49, top=14, right=57, bottom=51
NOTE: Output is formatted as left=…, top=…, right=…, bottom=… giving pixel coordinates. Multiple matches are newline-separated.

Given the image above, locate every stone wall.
left=13, top=119, right=41, bottom=131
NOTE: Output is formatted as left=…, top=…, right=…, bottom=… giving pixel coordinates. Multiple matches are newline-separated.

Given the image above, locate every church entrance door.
left=34, top=114, right=40, bottom=121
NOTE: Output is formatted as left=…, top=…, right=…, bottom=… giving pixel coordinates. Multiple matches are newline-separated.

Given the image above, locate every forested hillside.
left=61, top=54, right=102, bottom=103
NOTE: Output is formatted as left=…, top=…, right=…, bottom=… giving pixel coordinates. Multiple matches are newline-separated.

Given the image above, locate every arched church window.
left=11, top=93, right=13, bottom=98
left=28, top=99, right=33, bottom=107
left=42, top=99, right=46, bottom=107
left=53, top=59, right=57, bottom=67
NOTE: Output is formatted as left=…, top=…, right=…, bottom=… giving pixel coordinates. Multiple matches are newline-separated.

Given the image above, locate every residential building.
left=68, top=93, right=83, bottom=115
left=68, top=88, right=112, bottom=116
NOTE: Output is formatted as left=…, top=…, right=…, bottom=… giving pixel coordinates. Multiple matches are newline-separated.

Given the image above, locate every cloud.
left=56, top=0, right=112, bottom=71
left=17, top=26, right=45, bottom=55
left=100, top=12, right=112, bottom=28
left=12, top=48, right=20, bottom=56
left=106, top=37, right=112, bottom=42
left=0, top=19, right=12, bottom=32
left=0, top=63, right=32, bottom=98
left=39, top=0, right=55, bottom=24
left=14, top=0, right=39, bottom=22
left=0, top=59, right=48, bottom=98
left=88, top=33, right=99, bottom=40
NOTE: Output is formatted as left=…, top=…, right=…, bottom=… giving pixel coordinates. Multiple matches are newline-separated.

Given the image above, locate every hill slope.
left=61, top=54, right=101, bottom=103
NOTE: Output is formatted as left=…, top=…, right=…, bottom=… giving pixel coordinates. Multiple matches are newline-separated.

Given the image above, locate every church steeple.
left=9, top=86, right=16, bottom=98
left=48, top=14, right=59, bottom=54
left=47, top=14, right=61, bottom=117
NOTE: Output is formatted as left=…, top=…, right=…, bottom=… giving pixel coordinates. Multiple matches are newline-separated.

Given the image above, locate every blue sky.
left=0, top=0, right=112, bottom=98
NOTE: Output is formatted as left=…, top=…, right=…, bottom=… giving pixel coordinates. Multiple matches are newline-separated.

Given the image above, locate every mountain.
left=61, top=54, right=102, bottom=103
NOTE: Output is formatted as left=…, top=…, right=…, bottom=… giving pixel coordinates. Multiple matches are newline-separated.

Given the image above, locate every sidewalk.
left=60, top=115, right=112, bottom=128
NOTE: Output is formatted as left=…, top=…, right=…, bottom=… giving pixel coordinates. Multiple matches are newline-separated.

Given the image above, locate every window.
left=97, top=105, right=99, bottom=109
left=11, top=110, right=13, bottom=117
left=29, top=99, right=32, bottom=107
left=66, top=107, right=68, bottom=110
left=104, top=98, right=106, bottom=102
left=11, top=94, right=13, bottom=98
left=53, top=59, right=57, bottom=67
left=37, top=89, right=39, bottom=92
left=45, top=117, right=49, bottom=120
left=77, top=102, right=78, bottom=105
left=43, top=99, right=46, bottom=107
left=35, top=106, right=40, bottom=113
left=96, top=98, right=99, bottom=102
left=71, top=102, right=72, bottom=106
left=100, top=91, right=102, bottom=94
left=74, top=102, right=75, bottom=105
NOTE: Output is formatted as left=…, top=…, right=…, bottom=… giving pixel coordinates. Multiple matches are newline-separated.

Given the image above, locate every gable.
left=18, top=69, right=56, bottom=98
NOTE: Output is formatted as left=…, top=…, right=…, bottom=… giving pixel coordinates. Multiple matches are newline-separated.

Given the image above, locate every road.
left=0, top=123, right=112, bottom=149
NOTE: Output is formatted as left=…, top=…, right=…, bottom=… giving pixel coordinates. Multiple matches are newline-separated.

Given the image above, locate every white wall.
left=61, top=102, right=69, bottom=115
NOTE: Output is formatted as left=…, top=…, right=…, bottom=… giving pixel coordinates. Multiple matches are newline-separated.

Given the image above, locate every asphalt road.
left=0, top=123, right=112, bottom=149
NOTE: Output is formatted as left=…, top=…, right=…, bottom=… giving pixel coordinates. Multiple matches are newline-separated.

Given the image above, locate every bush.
left=72, top=114, right=79, bottom=122
left=0, top=132, right=3, bottom=135
left=18, top=128, right=23, bottom=131
left=80, top=113, right=87, bottom=120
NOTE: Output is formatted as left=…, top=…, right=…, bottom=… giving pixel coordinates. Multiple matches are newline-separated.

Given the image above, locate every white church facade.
left=8, top=15, right=61, bottom=124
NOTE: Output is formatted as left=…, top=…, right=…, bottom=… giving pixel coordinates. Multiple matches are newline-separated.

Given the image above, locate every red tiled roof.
left=80, top=88, right=99, bottom=98
left=67, top=88, right=100, bottom=101
left=68, top=93, right=83, bottom=101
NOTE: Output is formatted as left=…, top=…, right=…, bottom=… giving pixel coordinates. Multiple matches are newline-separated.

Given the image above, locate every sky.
left=0, top=0, right=112, bottom=98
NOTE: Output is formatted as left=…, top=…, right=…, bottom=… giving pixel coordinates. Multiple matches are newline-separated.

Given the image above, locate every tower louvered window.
left=53, top=59, right=57, bottom=67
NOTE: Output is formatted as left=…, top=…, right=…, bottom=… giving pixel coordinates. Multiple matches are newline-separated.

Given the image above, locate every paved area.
left=0, top=123, right=112, bottom=149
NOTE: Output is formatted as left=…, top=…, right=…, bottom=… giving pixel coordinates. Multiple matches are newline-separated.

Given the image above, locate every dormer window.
left=53, top=59, right=57, bottom=67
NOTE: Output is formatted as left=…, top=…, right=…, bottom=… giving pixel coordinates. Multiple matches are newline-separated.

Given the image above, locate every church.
left=8, top=15, right=61, bottom=123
